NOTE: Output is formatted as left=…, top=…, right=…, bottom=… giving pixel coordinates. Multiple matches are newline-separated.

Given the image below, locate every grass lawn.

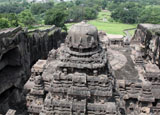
left=66, top=10, right=137, bottom=35
left=88, top=20, right=136, bottom=35
left=66, top=23, right=76, bottom=30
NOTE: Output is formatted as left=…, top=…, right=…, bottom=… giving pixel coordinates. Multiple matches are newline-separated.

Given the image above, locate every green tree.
left=75, top=0, right=82, bottom=6
left=67, top=6, right=83, bottom=22
left=31, top=2, right=54, bottom=15
left=54, top=2, right=67, bottom=10
left=66, top=1, right=74, bottom=8
left=84, top=7, right=98, bottom=20
left=0, top=3, right=24, bottom=14
left=0, top=18, right=10, bottom=29
left=102, top=0, right=107, bottom=9
left=44, top=8, right=68, bottom=31
left=111, top=2, right=142, bottom=24
left=18, top=10, right=36, bottom=27
left=0, top=13, right=19, bottom=27
left=67, top=6, right=98, bottom=22
left=138, top=6, right=160, bottom=24
left=107, top=2, right=118, bottom=11
left=6, top=13, right=19, bottom=27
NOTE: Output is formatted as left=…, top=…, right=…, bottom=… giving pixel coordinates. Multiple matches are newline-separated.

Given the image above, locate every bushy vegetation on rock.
left=0, top=18, right=10, bottom=29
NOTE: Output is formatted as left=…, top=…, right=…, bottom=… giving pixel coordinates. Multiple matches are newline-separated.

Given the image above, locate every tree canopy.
left=0, top=18, right=10, bottom=29
left=0, top=0, right=160, bottom=29
left=44, top=8, right=68, bottom=30
left=18, top=10, right=36, bottom=27
left=138, top=6, right=160, bottom=24
left=110, top=1, right=160, bottom=24
left=111, top=2, right=143, bottom=24
left=31, top=2, right=54, bottom=15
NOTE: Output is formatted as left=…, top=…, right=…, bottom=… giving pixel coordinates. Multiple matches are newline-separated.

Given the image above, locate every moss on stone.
left=48, top=29, right=56, bottom=36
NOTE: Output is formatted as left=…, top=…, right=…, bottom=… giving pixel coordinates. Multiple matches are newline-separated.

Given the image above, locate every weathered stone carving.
left=24, top=23, right=160, bottom=115
left=133, top=24, right=160, bottom=66
left=25, top=22, right=119, bottom=115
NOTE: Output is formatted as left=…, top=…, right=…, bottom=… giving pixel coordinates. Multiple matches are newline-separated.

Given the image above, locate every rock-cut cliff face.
left=0, top=26, right=65, bottom=114
left=132, top=24, right=160, bottom=67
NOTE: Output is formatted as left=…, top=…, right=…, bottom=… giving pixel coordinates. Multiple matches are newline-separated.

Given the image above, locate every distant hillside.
left=0, top=0, right=23, bottom=4
left=0, top=0, right=72, bottom=4
left=26, top=0, right=49, bottom=3
left=26, top=0, right=71, bottom=3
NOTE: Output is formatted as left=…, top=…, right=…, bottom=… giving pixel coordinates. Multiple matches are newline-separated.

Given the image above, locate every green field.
left=88, top=20, right=136, bottom=35
left=66, top=23, right=76, bottom=30
left=66, top=10, right=137, bottom=35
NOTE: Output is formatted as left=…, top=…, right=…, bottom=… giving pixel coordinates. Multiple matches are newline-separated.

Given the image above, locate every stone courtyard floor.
left=108, top=46, right=139, bottom=80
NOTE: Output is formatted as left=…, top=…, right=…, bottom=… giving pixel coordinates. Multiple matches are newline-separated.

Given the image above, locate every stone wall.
left=132, top=24, right=160, bottom=67
left=0, top=26, right=65, bottom=114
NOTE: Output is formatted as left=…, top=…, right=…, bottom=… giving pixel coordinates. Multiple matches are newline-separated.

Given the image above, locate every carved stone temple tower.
left=25, top=22, right=119, bottom=115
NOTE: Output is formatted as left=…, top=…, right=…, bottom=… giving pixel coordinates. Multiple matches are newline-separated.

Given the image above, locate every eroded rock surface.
left=25, top=22, right=119, bottom=115
left=133, top=24, right=160, bottom=67
left=0, top=26, right=65, bottom=114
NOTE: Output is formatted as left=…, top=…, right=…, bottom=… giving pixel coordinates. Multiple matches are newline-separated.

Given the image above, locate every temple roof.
left=66, top=22, right=99, bottom=50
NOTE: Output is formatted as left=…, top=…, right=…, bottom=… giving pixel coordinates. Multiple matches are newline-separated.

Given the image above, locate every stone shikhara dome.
left=66, top=22, right=99, bottom=50
left=57, top=22, right=107, bottom=70
left=25, top=22, right=118, bottom=115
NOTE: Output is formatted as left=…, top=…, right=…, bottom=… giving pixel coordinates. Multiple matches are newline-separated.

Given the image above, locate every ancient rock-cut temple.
left=25, top=22, right=119, bottom=114
left=24, top=22, right=160, bottom=115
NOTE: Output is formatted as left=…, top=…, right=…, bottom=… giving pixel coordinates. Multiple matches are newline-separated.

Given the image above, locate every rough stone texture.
left=0, top=26, right=65, bottom=114
left=5, top=109, right=16, bottom=115
left=132, top=24, right=160, bottom=67
left=25, top=22, right=119, bottom=115
left=108, top=47, right=138, bottom=80
left=108, top=49, right=127, bottom=71
left=98, top=23, right=160, bottom=115
left=2, top=22, right=160, bottom=115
